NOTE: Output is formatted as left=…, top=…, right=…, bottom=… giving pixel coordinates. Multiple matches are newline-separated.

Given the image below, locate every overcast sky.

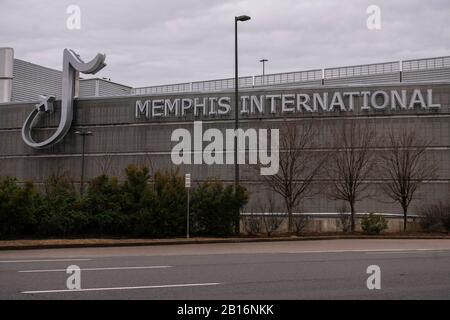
left=1, top=0, right=449, bottom=87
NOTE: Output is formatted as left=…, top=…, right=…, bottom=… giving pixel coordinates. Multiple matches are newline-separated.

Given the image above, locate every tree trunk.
left=403, top=206, right=408, bottom=232
left=350, top=201, right=355, bottom=233
left=287, top=204, right=293, bottom=233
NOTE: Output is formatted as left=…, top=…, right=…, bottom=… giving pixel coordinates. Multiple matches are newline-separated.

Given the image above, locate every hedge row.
left=0, top=165, right=248, bottom=239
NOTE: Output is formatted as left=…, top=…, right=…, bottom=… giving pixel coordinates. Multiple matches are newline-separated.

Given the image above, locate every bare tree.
left=95, top=154, right=114, bottom=176
left=260, top=196, right=283, bottom=237
left=327, top=120, right=377, bottom=232
left=242, top=205, right=262, bottom=235
left=292, top=211, right=310, bottom=235
left=257, top=121, right=326, bottom=232
left=337, top=203, right=351, bottom=233
left=378, top=128, right=437, bottom=231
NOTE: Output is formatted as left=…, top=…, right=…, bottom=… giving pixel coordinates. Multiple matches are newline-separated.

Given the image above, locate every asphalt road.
left=0, top=239, right=449, bottom=299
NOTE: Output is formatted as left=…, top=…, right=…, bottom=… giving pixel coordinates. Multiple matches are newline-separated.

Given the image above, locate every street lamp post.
left=75, top=130, right=92, bottom=195
left=260, top=58, right=268, bottom=77
left=234, top=15, right=251, bottom=190
left=234, top=14, right=251, bottom=234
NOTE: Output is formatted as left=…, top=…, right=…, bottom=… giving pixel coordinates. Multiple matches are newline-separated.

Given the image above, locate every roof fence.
left=254, top=69, right=322, bottom=87
left=131, top=55, right=450, bottom=95
left=192, top=76, right=254, bottom=92
left=402, top=56, right=450, bottom=72
left=132, top=82, right=191, bottom=95
left=323, top=61, right=400, bottom=79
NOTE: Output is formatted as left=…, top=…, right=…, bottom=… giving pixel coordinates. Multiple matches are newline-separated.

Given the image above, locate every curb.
left=1, top=235, right=449, bottom=251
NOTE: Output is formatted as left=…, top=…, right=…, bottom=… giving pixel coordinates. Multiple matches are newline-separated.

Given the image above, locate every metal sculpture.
left=22, top=49, right=106, bottom=149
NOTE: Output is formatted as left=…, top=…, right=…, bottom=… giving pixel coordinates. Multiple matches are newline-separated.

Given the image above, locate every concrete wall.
left=10, top=60, right=130, bottom=102
left=0, top=82, right=449, bottom=216
left=240, top=214, right=422, bottom=234
left=12, top=59, right=62, bottom=102
left=80, top=78, right=132, bottom=97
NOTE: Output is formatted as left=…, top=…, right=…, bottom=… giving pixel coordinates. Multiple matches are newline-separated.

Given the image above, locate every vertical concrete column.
left=0, top=47, right=14, bottom=103
left=94, top=79, right=100, bottom=96
left=74, top=71, right=80, bottom=98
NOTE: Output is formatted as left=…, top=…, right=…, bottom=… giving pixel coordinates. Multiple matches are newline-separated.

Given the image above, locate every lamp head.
left=236, top=15, right=251, bottom=22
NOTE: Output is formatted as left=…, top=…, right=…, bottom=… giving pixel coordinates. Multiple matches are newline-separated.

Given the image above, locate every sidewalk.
left=1, top=234, right=449, bottom=250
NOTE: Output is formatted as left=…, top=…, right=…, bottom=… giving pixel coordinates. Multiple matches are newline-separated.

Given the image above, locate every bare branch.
left=377, top=127, right=437, bottom=231
left=326, top=120, right=378, bottom=232
left=255, top=120, right=327, bottom=232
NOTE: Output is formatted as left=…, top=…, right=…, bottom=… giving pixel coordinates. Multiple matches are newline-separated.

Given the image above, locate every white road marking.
left=285, top=248, right=450, bottom=254
left=365, top=249, right=445, bottom=255
left=19, top=266, right=171, bottom=273
left=0, top=259, right=92, bottom=263
left=22, top=282, right=221, bottom=294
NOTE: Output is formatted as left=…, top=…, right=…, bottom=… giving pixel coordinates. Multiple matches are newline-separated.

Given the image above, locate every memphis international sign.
left=135, top=89, right=441, bottom=119
left=20, top=48, right=442, bottom=150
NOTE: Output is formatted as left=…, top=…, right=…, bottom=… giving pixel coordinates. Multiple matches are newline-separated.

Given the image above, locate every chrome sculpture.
left=22, top=49, right=106, bottom=149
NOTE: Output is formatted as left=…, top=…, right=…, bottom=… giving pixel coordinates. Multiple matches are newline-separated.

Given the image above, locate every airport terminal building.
left=0, top=47, right=449, bottom=218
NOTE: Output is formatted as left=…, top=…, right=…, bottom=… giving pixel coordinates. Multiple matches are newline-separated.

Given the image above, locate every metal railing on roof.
left=130, top=55, right=450, bottom=95
left=254, top=69, right=322, bottom=86
left=402, top=56, right=450, bottom=72
left=192, top=76, right=253, bottom=92
left=132, top=82, right=191, bottom=95
left=324, top=61, right=400, bottom=79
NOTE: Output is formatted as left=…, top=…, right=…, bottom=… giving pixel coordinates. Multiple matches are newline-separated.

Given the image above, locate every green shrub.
left=191, top=181, right=248, bottom=236
left=119, top=165, right=157, bottom=236
left=83, top=175, right=125, bottom=235
left=120, top=165, right=155, bottom=215
left=0, top=166, right=250, bottom=239
left=150, top=168, right=186, bottom=237
left=361, top=213, right=388, bottom=235
left=37, top=172, right=87, bottom=236
left=37, top=209, right=90, bottom=237
left=0, top=178, right=39, bottom=238
left=116, top=166, right=188, bottom=237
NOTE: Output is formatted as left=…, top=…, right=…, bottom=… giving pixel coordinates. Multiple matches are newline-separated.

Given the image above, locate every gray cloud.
left=1, top=0, right=449, bottom=87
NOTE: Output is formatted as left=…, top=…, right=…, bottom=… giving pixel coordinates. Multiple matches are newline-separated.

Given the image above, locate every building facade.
left=0, top=52, right=449, bottom=216
left=0, top=48, right=131, bottom=103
